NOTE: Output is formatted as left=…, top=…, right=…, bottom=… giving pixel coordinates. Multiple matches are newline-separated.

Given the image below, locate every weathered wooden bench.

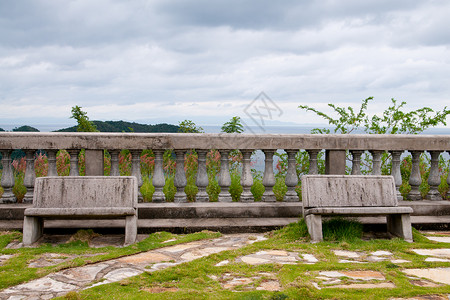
left=301, top=175, right=413, bottom=243
left=23, top=176, right=138, bottom=246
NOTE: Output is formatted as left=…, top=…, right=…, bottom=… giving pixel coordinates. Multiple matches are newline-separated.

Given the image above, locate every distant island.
left=0, top=121, right=180, bottom=133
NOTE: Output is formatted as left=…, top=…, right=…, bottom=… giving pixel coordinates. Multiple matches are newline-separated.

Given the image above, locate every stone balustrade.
left=0, top=132, right=449, bottom=204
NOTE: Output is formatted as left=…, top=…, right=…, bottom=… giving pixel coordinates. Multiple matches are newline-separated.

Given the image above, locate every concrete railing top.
left=0, top=132, right=449, bottom=151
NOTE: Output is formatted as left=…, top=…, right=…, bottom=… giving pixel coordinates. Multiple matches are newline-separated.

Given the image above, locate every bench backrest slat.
left=302, top=175, right=397, bottom=208
left=33, top=176, right=137, bottom=208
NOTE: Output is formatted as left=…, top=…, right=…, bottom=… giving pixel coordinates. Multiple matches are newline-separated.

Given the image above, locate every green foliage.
left=251, top=178, right=264, bottom=201
left=140, top=177, right=154, bottom=202
left=299, top=98, right=450, bottom=199
left=229, top=170, right=243, bottom=201
left=206, top=177, right=220, bottom=202
left=70, top=106, right=98, bottom=132
left=12, top=125, right=39, bottom=132
left=300, top=97, right=371, bottom=134
left=12, top=173, right=26, bottom=203
left=299, top=97, right=450, bottom=134
left=178, top=120, right=204, bottom=133
left=163, top=176, right=176, bottom=201
left=366, top=99, right=450, bottom=134
left=57, top=120, right=179, bottom=133
left=273, top=176, right=287, bottom=201
left=221, top=116, right=244, bottom=133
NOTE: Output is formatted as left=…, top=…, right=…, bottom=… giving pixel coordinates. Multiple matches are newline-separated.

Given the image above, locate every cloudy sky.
left=1, top=0, right=450, bottom=131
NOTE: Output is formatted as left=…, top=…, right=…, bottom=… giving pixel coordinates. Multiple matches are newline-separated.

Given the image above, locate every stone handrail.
left=1, top=132, right=449, bottom=204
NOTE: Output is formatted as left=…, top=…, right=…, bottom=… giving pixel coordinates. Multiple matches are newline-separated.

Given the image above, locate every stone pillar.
left=240, top=150, right=254, bottom=202
left=152, top=150, right=165, bottom=202
left=390, top=151, right=403, bottom=201
left=351, top=150, right=363, bottom=175
left=109, top=150, right=120, bottom=176
left=174, top=150, right=187, bottom=203
left=218, top=150, right=232, bottom=202
left=427, top=151, right=442, bottom=201
left=46, top=150, right=57, bottom=176
left=262, top=150, right=276, bottom=202
left=131, top=150, right=144, bottom=202
left=284, top=149, right=299, bottom=202
left=408, top=151, right=422, bottom=201
left=325, top=150, right=346, bottom=175
left=307, top=149, right=320, bottom=175
left=371, top=150, right=383, bottom=175
left=0, top=150, right=16, bottom=203
left=195, top=150, right=209, bottom=202
left=68, top=149, right=80, bottom=176
left=23, top=150, right=36, bottom=203
left=85, top=150, right=104, bottom=176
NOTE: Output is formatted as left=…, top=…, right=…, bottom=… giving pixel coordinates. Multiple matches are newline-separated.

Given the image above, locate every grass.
left=3, top=219, right=450, bottom=299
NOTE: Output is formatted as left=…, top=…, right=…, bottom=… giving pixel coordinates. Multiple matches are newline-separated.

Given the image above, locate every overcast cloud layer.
left=1, top=0, right=449, bottom=131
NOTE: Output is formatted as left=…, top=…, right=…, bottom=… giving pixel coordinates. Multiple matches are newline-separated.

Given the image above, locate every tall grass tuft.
left=322, top=217, right=363, bottom=242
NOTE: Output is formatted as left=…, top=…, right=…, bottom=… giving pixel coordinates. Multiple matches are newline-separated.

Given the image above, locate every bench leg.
left=305, top=214, right=323, bottom=243
left=124, top=214, right=137, bottom=246
left=23, top=216, right=43, bottom=246
left=387, top=214, right=413, bottom=243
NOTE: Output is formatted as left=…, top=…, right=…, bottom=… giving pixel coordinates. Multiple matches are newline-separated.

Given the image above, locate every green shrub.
left=163, top=176, right=176, bottom=201
left=206, top=176, right=220, bottom=202
left=229, top=170, right=243, bottom=201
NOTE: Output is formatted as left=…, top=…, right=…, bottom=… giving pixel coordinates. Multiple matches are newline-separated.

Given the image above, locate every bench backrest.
left=302, top=175, right=397, bottom=208
left=33, top=176, right=137, bottom=209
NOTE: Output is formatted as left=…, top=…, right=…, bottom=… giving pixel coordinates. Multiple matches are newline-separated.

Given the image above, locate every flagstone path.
left=0, top=233, right=266, bottom=299
left=2, top=232, right=450, bottom=299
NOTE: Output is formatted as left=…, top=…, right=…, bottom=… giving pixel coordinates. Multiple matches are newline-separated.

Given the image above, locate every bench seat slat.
left=24, top=207, right=136, bottom=217
left=304, top=206, right=413, bottom=216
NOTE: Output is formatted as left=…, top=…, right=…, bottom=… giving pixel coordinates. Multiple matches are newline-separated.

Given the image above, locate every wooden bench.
left=23, top=176, right=138, bottom=246
left=301, top=175, right=413, bottom=243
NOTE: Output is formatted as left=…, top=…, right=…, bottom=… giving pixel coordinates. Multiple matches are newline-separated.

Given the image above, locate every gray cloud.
left=0, top=1, right=449, bottom=131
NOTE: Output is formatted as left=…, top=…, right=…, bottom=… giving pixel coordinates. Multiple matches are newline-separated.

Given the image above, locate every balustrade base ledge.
left=2, top=201, right=450, bottom=232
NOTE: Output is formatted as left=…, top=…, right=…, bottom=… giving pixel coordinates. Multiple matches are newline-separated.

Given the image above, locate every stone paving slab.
left=403, top=268, right=450, bottom=285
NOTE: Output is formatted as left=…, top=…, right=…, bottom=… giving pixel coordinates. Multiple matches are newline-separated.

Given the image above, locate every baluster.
left=218, top=150, right=232, bottom=202
left=131, top=150, right=144, bottom=202
left=427, top=151, right=442, bottom=201
left=240, top=150, right=254, bottom=202
left=195, top=150, right=209, bottom=202
left=68, top=149, right=80, bottom=176
left=174, top=150, right=187, bottom=203
left=408, top=151, right=422, bottom=201
left=0, top=150, right=16, bottom=203
left=351, top=150, right=363, bottom=175
left=262, top=150, right=276, bottom=202
left=152, top=150, right=165, bottom=202
left=109, top=150, right=120, bottom=176
left=307, top=149, right=319, bottom=175
left=390, top=151, right=403, bottom=201
left=284, top=150, right=299, bottom=202
left=23, top=150, right=36, bottom=203
left=47, top=150, right=57, bottom=176
left=371, top=150, right=383, bottom=175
